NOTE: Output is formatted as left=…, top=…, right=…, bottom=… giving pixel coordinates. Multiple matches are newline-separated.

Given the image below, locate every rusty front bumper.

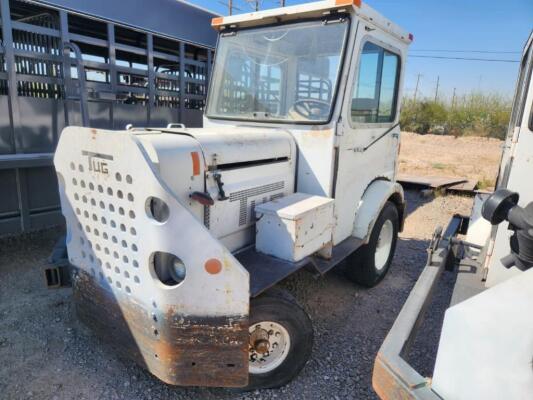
left=73, top=270, right=249, bottom=388
left=373, top=215, right=469, bottom=400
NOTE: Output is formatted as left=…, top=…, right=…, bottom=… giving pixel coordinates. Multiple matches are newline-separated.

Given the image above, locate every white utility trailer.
left=373, top=31, right=533, bottom=400
left=50, top=0, right=413, bottom=390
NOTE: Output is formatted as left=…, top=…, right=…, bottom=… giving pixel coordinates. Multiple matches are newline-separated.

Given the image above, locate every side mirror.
left=481, top=189, right=519, bottom=225
left=482, top=189, right=533, bottom=271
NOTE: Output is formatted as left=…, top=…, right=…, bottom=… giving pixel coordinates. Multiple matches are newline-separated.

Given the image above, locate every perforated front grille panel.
left=69, top=161, right=141, bottom=296
left=55, top=127, right=253, bottom=386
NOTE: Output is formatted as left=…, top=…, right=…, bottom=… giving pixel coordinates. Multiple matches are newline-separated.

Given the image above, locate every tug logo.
left=82, top=150, right=113, bottom=174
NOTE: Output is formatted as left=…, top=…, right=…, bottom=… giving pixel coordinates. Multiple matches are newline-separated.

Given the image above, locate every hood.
left=162, top=126, right=295, bottom=167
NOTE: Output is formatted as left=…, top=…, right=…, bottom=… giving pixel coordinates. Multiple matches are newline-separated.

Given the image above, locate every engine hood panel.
left=164, top=127, right=295, bottom=166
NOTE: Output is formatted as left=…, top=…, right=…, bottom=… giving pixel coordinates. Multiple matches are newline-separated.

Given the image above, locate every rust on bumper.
left=373, top=354, right=428, bottom=400
left=73, top=270, right=249, bottom=388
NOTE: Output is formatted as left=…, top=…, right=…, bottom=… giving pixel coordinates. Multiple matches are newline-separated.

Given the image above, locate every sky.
left=188, top=0, right=532, bottom=101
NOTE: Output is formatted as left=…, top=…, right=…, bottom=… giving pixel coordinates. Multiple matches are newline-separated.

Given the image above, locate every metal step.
left=311, top=236, right=363, bottom=275
left=237, top=236, right=364, bottom=297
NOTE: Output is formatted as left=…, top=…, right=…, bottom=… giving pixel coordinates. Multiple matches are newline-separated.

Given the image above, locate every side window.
left=351, top=42, right=400, bottom=124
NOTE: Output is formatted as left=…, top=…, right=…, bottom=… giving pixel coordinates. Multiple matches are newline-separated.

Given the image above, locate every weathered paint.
left=54, top=127, right=251, bottom=387
left=255, top=193, right=334, bottom=262
left=373, top=355, right=420, bottom=400
left=352, top=180, right=404, bottom=243
left=73, top=270, right=249, bottom=387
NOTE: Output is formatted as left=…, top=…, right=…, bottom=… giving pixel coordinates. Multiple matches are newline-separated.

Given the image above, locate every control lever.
left=213, top=172, right=228, bottom=201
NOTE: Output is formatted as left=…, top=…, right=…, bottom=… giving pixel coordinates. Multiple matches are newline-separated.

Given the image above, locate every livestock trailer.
left=0, top=0, right=216, bottom=236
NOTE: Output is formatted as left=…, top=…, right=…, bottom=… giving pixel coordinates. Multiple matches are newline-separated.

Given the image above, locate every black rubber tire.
left=345, top=201, right=399, bottom=287
left=244, top=289, right=314, bottom=391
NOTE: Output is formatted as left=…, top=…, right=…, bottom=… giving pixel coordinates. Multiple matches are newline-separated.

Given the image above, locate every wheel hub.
left=248, top=321, right=291, bottom=374
left=250, top=327, right=270, bottom=353
left=375, top=219, right=394, bottom=271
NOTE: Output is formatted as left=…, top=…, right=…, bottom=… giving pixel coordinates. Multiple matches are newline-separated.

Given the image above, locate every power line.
left=410, top=49, right=522, bottom=54
left=219, top=0, right=285, bottom=14
left=409, top=55, right=520, bottom=63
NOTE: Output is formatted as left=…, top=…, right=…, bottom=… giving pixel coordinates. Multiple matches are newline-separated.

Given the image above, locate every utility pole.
left=225, top=1, right=283, bottom=14
left=451, top=87, right=456, bottom=108
left=413, top=73, right=421, bottom=102
left=434, top=75, right=440, bottom=102
left=243, top=0, right=261, bottom=11
left=220, top=0, right=235, bottom=15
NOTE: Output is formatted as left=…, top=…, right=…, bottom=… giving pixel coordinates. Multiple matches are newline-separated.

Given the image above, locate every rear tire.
left=345, top=201, right=399, bottom=287
left=244, top=289, right=313, bottom=391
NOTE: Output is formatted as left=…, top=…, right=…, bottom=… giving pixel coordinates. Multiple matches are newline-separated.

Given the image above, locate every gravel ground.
left=0, top=190, right=473, bottom=400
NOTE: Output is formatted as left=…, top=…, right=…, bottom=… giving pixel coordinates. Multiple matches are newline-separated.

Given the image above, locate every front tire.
left=345, top=201, right=399, bottom=287
left=244, top=289, right=313, bottom=390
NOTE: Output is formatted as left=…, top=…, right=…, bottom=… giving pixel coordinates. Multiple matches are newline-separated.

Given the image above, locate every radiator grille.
left=229, top=181, right=285, bottom=226
left=204, top=204, right=210, bottom=229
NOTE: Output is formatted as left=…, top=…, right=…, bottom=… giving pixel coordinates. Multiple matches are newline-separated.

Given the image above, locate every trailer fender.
left=353, top=180, right=405, bottom=243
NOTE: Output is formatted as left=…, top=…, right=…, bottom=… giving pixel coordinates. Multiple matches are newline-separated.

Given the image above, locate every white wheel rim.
left=375, top=219, right=394, bottom=272
left=248, top=321, right=291, bottom=374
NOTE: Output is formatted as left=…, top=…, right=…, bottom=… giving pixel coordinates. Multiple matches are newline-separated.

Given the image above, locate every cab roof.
left=211, top=0, right=412, bottom=45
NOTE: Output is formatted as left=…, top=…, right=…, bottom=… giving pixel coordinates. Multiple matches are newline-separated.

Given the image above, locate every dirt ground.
left=0, top=190, right=473, bottom=400
left=399, top=132, right=502, bottom=188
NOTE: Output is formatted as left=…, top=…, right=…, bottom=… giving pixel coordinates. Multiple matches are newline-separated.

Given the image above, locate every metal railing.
left=0, top=0, right=214, bottom=236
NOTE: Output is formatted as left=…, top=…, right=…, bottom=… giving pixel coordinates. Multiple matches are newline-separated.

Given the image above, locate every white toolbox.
left=255, top=193, right=334, bottom=262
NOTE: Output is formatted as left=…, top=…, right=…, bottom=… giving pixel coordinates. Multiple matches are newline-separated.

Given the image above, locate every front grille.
left=68, top=161, right=141, bottom=295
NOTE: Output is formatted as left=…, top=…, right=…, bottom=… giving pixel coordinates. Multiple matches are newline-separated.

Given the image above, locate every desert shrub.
left=401, top=100, right=447, bottom=134
left=401, top=92, right=511, bottom=139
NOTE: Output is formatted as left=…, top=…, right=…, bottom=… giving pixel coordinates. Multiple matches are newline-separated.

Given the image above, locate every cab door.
left=333, top=25, right=407, bottom=244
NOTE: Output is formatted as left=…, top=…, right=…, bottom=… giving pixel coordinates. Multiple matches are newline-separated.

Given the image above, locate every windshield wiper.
left=221, top=30, right=237, bottom=37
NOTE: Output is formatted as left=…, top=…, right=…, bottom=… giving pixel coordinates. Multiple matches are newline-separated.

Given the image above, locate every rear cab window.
left=351, top=41, right=401, bottom=124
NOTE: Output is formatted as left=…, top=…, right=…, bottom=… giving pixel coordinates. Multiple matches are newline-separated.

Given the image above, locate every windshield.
left=206, top=18, right=349, bottom=123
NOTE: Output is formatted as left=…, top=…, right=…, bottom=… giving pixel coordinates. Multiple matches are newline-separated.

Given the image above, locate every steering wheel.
left=291, top=99, right=330, bottom=121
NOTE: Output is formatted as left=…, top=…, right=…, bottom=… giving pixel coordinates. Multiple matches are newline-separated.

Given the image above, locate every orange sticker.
left=191, top=151, right=200, bottom=176
left=205, top=258, right=222, bottom=275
